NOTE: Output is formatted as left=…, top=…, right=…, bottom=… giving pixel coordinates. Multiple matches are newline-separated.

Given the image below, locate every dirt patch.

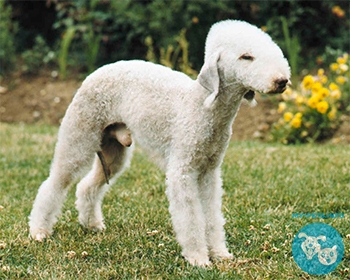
left=0, top=75, right=80, bottom=125
left=1, top=75, right=349, bottom=143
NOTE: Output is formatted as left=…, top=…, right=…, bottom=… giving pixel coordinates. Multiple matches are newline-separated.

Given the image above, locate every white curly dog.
left=29, top=20, right=290, bottom=266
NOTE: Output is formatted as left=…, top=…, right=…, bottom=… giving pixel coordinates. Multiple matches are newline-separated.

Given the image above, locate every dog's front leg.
left=165, top=167, right=211, bottom=267
left=199, top=168, right=233, bottom=260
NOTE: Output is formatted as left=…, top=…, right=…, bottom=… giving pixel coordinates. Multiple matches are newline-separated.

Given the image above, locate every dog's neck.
left=209, top=82, right=246, bottom=128
left=216, top=81, right=246, bottom=109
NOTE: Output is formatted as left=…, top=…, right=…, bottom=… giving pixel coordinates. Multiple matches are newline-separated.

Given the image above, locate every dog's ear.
left=197, top=52, right=220, bottom=108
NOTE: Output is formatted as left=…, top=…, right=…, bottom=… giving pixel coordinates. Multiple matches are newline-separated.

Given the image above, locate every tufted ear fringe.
left=247, top=98, right=257, bottom=107
left=197, top=52, right=221, bottom=108
left=203, top=93, right=217, bottom=108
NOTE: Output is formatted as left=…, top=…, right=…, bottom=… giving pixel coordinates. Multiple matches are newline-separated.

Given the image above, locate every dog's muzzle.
left=268, top=78, right=289, bottom=94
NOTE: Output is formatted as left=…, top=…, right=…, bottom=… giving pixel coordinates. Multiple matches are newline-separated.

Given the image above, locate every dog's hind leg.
left=28, top=94, right=109, bottom=241
left=29, top=127, right=101, bottom=241
left=75, top=131, right=133, bottom=231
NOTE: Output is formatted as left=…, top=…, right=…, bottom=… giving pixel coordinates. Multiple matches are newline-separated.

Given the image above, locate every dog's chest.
left=207, top=126, right=231, bottom=155
left=189, top=124, right=232, bottom=170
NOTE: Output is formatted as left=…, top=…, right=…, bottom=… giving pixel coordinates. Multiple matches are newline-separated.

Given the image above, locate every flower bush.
left=271, top=53, right=349, bottom=144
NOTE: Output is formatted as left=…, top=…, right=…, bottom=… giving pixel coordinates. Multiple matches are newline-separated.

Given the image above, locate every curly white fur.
left=29, top=20, right=290, bottom=266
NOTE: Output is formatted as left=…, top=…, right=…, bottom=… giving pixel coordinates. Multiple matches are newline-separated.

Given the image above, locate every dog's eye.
left=239, top=54, right=254, bottom=61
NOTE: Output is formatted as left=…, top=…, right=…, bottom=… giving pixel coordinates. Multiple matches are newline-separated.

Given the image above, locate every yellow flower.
left=317, top=68, right=325, bottom=76
left=327, top=108, right=337, bottom=120
left=307, top=96, right=319, bottom=109
left=332, top=6, right=345, bottom=18
left=311, top=82, right=322, bottom=94
left=329, top=82, right=339, bottom=91
left=295, top=112, right=303, bottom=119
left=283, top=87, right=292, bottom=95
left=316, top=69, right=328, bottom=84
left=337, top=57, right=346, bottom=65
left=304, top=121, right=312, bottom=128
left=278, top=102, right=287, bottom=113
left=318, top=87, right=330, bottom=99
left=283, top=112, right=293, bottom=122
left=296, top=95, right=305, bottom=106
left=316, top=101, right=329, bottom=114
left=330, top=63, right=339, bottom=72
left=339, top=64, right=349, bottom=73
left=302, top=75, right=314, bottom=89
left=336, top=76, right=346, bottom=85
left=330, top=89, right=341, bottom=99
left=281, top=88, right=292, bottom=101
left=321, top=76, right=328, bottom=84
left=300, top=130, right=308, bottom=137
left=290, top=117, right=302, bottom=129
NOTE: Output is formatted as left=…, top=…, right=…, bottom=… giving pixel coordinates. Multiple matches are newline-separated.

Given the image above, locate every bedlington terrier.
left=29, top=20, right=290, bottom=266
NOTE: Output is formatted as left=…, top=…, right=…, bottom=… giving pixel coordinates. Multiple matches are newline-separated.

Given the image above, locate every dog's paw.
left=78, top=213, right=106, bottom=232
left=209, top=249, right=234, bottom=260
left=184, top=253, right=212, bottom=267
left=29, top=228, right=51, bottom=242
left=89, top=222, right=106, bottom=232
left=80, top=219, right=106, bottom=232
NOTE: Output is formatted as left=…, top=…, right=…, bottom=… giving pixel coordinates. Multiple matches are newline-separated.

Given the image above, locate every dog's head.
left=298, top=232, right=326, bottom=260
left=198, top=20, right=291, bottom=107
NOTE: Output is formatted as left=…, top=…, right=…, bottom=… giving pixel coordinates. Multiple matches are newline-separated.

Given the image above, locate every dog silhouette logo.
left=298, top=232, right=327, bottom=260
left=292, top=223, right=344, bottom=275
left=318, top=246, right=338, bottom=266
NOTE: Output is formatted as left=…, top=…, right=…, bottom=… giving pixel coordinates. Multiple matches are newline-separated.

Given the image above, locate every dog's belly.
left=117, top=93, right=175, bottom=169
left=130, top=121, right=173, bottom=169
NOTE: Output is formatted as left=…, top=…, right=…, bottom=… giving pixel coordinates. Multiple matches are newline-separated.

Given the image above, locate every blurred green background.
left=1, top=0, right=349, bottom=144
left=1, top=0, right=349, bottom=76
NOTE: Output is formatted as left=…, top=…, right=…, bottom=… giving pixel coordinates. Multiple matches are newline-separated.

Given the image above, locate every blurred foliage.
left=280, top=16, right=301, bottom=86
left=0, top=1, right=18, bottom=75
left=145, top=29, right=198, bottom=78
left=2, top=0, right=349, bottom=77
left=58, top=27, right=76, bottom=79
left=21, top=36, right=56, bottom=75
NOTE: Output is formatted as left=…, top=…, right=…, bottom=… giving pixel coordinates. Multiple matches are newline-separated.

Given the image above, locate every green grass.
left=0, top=123, right=349, bottom=279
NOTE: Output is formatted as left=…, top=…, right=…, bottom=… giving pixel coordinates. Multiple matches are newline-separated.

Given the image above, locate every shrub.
left=263, top=1, right=349, bottom=70
left=8, top=1, right=348, bottom=75
left=0, top=1, right=18, bottom=75
left=21, top=36, right=56, bottom=75
left=271, top=53, right=349, bottom=144
left=145, top=29, right=197, bottom=78
left=58, top=27, right=76, bottom=79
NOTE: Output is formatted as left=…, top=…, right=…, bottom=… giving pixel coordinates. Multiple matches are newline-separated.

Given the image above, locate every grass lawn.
left=0, top=123, right=349, bottom=279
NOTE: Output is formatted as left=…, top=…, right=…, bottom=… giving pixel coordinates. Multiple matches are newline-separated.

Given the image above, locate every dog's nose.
left=270, top=78, right=289, bottom=94
left=275, top=78, right=288, bottom=89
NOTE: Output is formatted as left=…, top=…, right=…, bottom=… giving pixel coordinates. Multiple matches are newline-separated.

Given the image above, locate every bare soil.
left=1, top=74, right=349, bottom=143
